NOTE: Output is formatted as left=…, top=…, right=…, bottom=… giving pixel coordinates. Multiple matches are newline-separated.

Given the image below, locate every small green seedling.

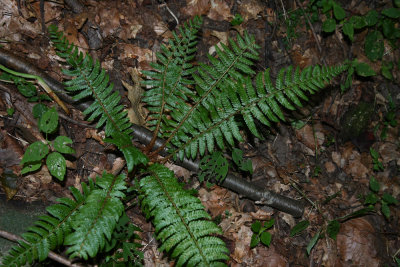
left=250, top=219, right=274, bottom=248
left=364, top=176, right=398, bottom=219
left=370, top=147, right=384, bottom=172
left=21, top=107, right=75, bottom=180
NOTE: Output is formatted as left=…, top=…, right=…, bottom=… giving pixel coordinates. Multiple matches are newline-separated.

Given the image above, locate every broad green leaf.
left=381, top=202, right=390, bottom=219
left=341, top=206, right=374, bottom=221
left=355, top=62, right=376, bottom=77
left=351, top=16, right=368, bottom=29
left=342, top=22, right=354, bottom=41
left=370, top=147, right=379, bottom=160
left=381, top=8, right=400, bottom=18
left=231, top=14, right=244, bottom=26
left=333, top=3, right=346, bottom=20
left=46, top=152, right=66, bottom=181
left=381, top=62, right=394, bottom=80
left=260, top=231, right=272, bottom=247
left=365, top=30, right=384, bottom=61
left=250, top=234, right=260, bottom=248
left=17, top=82, right=37, bottom=98
left=21, top=161, right=42, bottom=175
left=290, top=220, right=309, bottom=236
left=32, top=103, right=49, bottom=119
left=21, top=141, right=49, bottom=164
left=369, top=176, right=380, bottom=193
left=263, top=219, right=275, bottom=230
left=306, top=231, right=321, bottom=255
left=54, top=136, right=75, bottom=154
left=327, top=220, right=340, bottom=240
left=395, top=0, right=400, bottom=7
left=251, top=220, right=262, bottom=233
left=232, top=148, right=243, bottom=166
left=382, top=19, right=396, bottom=39
left=39, top=107, right=59, bottom=134
left=364, top=192, right=379, bottom=205
left=382, top=193, right=398, bottom=205
left=365, top=10, right=379, bottom=26
left=321, top=0, right=333, bottom=13
left=322, top=18, right=336, bottom=32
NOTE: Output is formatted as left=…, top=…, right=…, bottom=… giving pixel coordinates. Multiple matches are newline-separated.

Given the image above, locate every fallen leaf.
left=336, top=218, right=381, bottom=266
left=182, top=0, right=211, bottom=17
left=208, top=0, right=232, bottom=21
left=237, top=0, right=264, bottom=22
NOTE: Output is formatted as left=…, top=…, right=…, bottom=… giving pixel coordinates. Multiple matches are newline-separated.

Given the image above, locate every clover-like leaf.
left=322, top=18, right=336, bottom=32
left=369, top=176, right=380, bottom=193
left=260, top=231, right=272, bottom=247
left=46, top=152, right=66, bottom=181
left=250, top=234, right=260, bottom=248
left=21, top=141, right=49, bottom=165
left=54, top=136, right=75, bottom=154
left=21, top=161, right=42, bottom=175
left=39, top=107, right=59, bottom=134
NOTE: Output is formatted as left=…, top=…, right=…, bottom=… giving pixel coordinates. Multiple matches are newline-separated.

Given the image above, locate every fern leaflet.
left=140, top=164, right=229, bottom=266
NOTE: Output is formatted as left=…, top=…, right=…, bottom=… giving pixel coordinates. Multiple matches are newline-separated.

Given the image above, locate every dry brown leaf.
left=122, top=68, right=145, bottom=125
left=182, top=0, right=211, bottom=17
left=118, top=44, right=153, bottom=70
left=253, top=246, right=288, bottom=267
left=336, top=218, right=381, bottom=266
left=208, top=0, right=232, bottom=21
left=237, top=0, right=264, bottom=22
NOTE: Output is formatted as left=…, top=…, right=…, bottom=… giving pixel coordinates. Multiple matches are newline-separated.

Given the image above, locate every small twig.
left=160, top=2, right=179, bottom=26
left=58, top=112, right=96, bottom=129
left=0, top=229, right=83, bottom=267
left=294, top=0, right=327, bottom=66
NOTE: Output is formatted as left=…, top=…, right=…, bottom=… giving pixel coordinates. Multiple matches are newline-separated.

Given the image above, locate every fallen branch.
left=0, top=47, right=304, bottom=217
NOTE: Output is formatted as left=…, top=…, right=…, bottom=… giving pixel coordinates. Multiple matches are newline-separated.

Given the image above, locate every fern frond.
left=64, top=172, right=126, bottom=260
left=140, top=164, right=229, bottom=267
left=48, top=25, right=148, bottom=171
left=1, top=181, right=94, bottom=266
left=49, top=25, right=131, bottom=137
left=171, top=64, right=347, bottom=159
left=141, top=16, right=202, bottom=139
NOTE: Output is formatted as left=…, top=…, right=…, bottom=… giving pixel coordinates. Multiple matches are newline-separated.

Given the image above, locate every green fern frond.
left=48, top=25, right=148, bottom=171
left=1, top=181, right=94, bottom=266
left=49, top=25, right=131, bottom=137
left=141, top=16, right=202, bottom=139
left=64, top=172, right=126, bottom=260
left=140, top=164, right=229, bottom=267
left=171, top=64, right=347, bottom=159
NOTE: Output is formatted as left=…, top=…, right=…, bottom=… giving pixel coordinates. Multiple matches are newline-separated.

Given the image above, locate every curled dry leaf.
left=122, top=68, right=146, bottom=125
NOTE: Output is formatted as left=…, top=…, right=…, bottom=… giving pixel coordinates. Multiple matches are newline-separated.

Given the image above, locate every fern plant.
left=0, top=15, right=347, bottom=267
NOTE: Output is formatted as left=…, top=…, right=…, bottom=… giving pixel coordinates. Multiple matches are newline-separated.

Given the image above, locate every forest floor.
left=0, top=0, right=399, bottom=266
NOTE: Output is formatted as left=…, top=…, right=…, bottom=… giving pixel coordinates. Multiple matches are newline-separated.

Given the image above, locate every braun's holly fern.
left=140, top=164, right=229, bottom=266
left=1, top=16, right=347, bottom=267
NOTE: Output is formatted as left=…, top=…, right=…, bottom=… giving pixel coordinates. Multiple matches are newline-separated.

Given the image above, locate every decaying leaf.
left=122, top=68, right=146, bottom=125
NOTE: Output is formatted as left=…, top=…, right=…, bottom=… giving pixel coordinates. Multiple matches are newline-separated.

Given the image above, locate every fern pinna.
left=48, top=25, right=147, bottom=171
left=140, top=164, right=229, bottom=266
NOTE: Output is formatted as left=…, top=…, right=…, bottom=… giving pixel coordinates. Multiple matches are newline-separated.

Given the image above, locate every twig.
left=0, top=229, right=83, bottom=267
left=160, top=2, right=179, bottom=26
left=294, top=0, right=327, bottom=66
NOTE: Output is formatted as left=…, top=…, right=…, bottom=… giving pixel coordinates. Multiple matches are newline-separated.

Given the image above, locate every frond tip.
left=140, top=164, right=229, bottom=267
